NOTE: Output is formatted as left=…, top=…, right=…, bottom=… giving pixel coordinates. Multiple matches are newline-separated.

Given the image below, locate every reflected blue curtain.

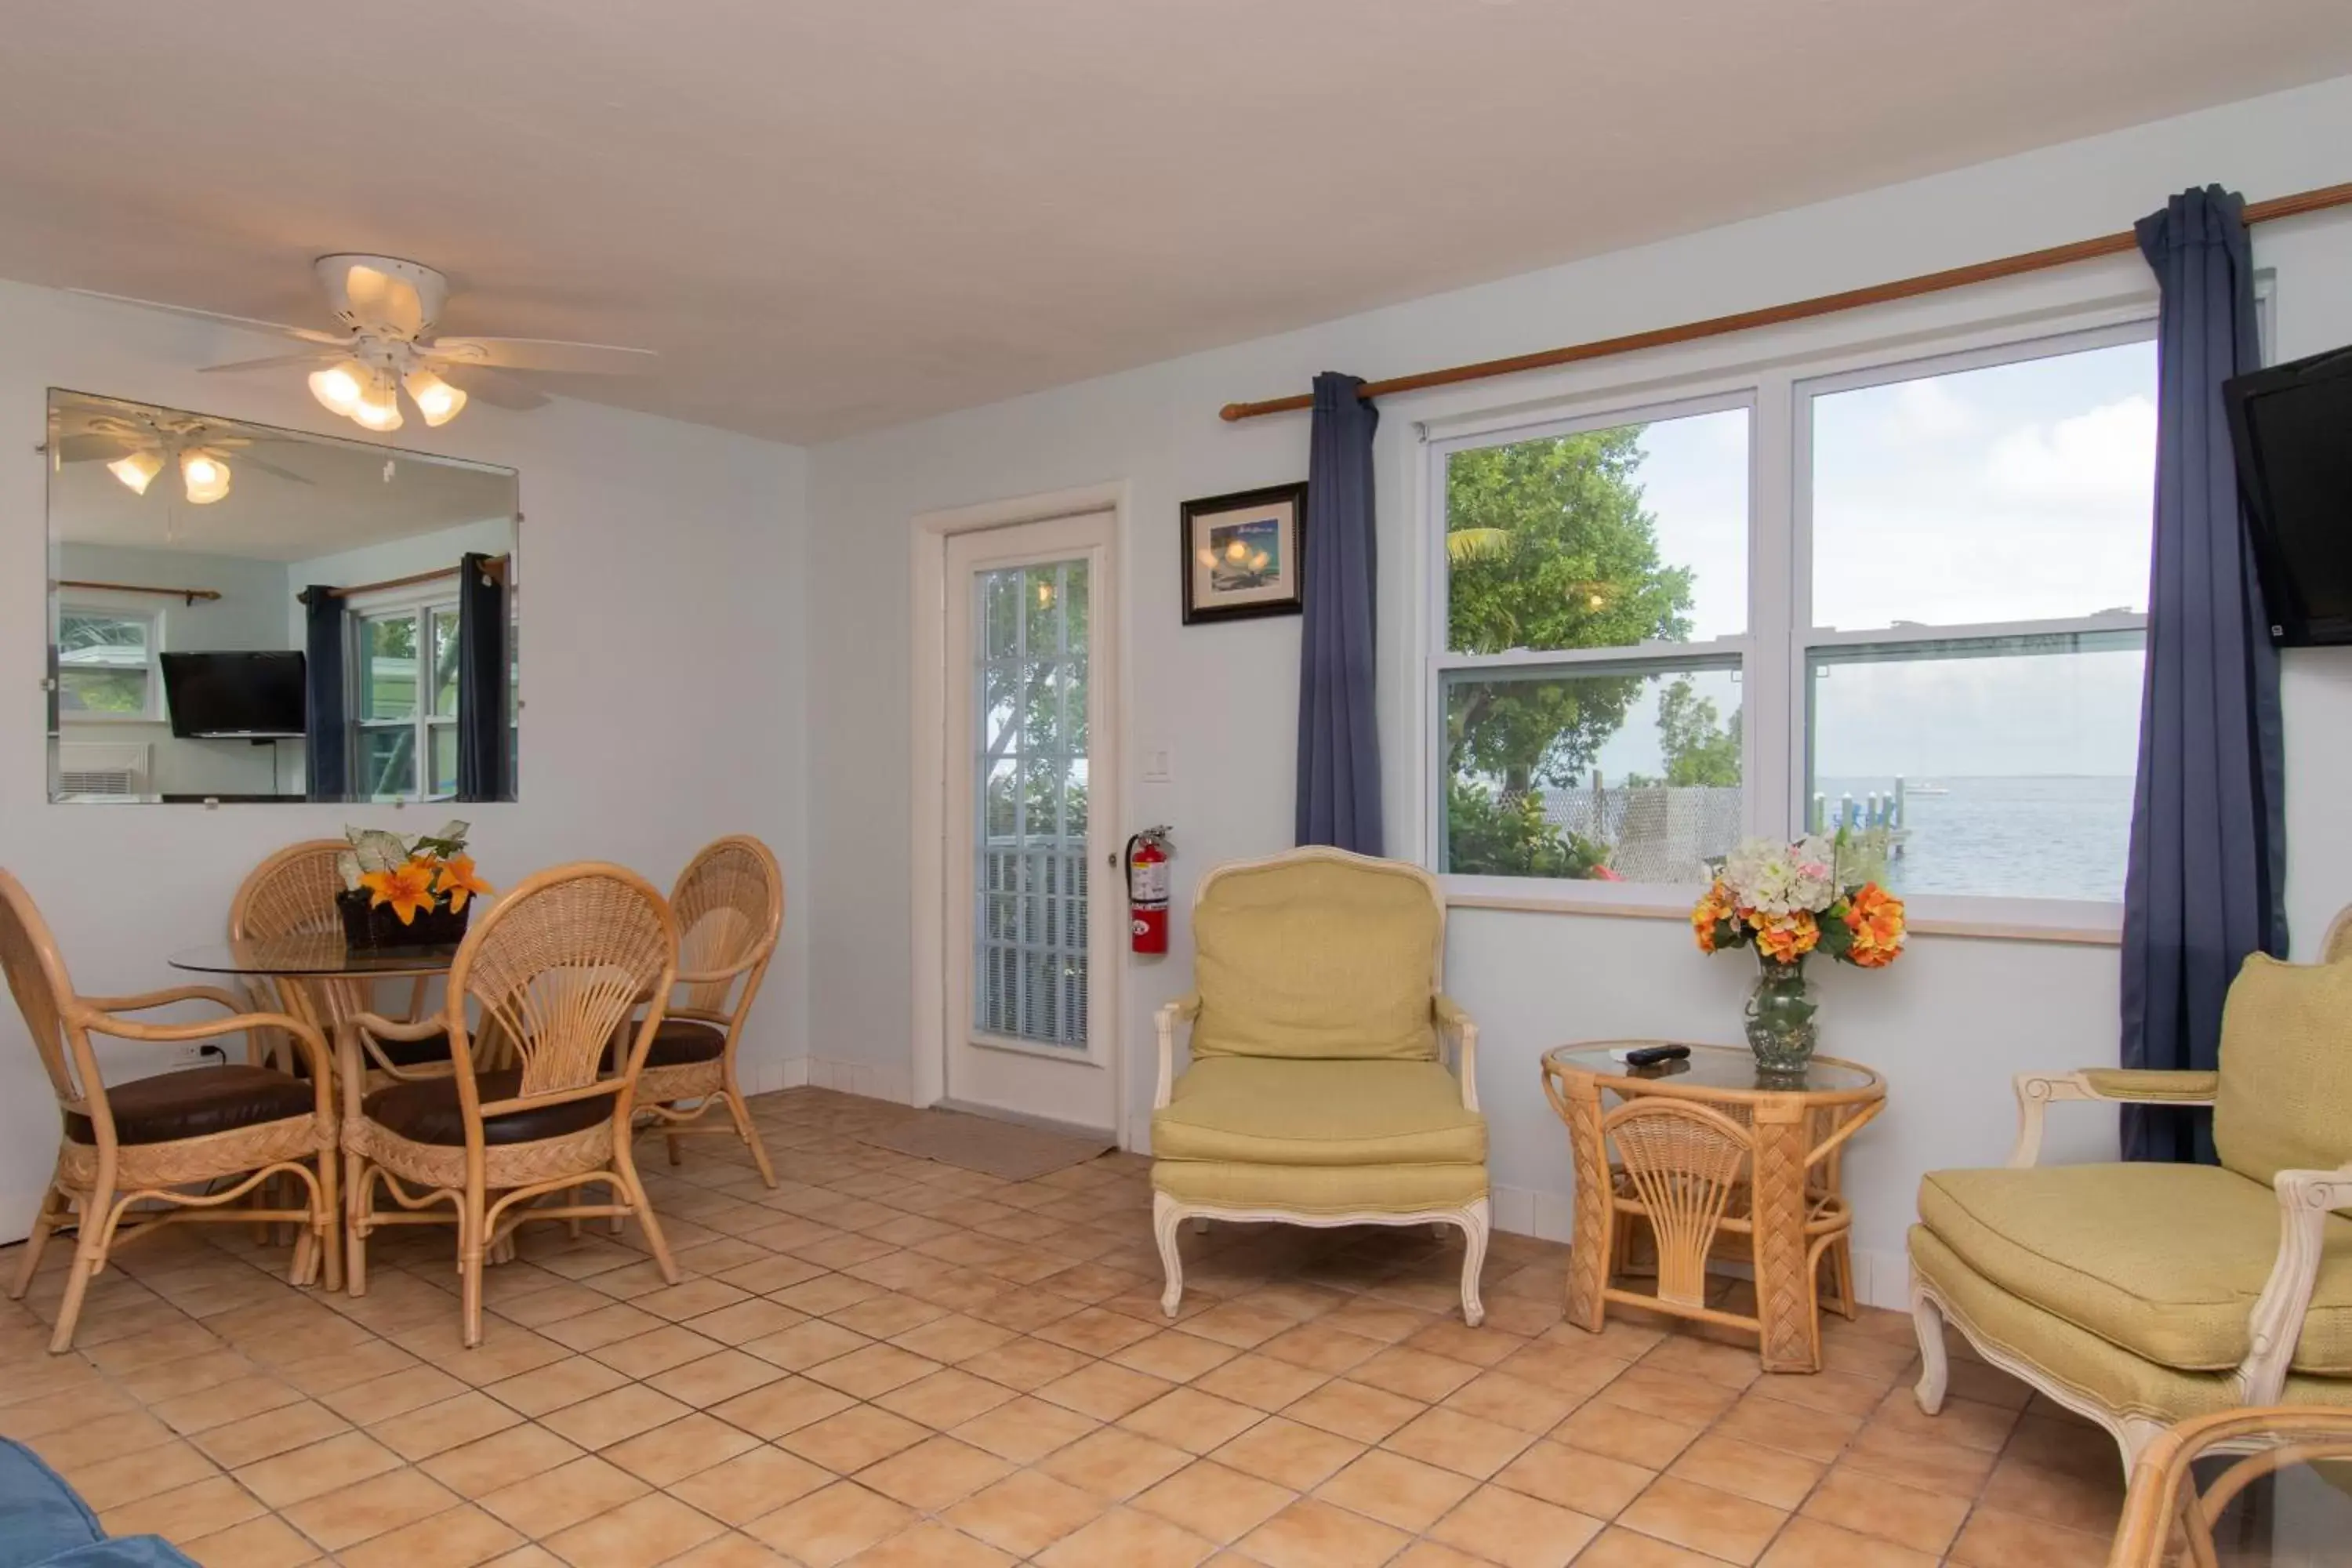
left=456, top=553, right=509, bottom=802
left=1295, top=371, right=1383, bottom=854
left=2119, top=185, right=2288, bottom=1164
left=299, top=587, right=347, bottom=801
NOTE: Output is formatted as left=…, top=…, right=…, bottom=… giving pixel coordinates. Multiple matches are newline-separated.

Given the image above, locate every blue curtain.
left=2119, top=185, right=2288, bottom=1163
left=1296, top=372, right=1384, bottom=854
left=456, top=553, right=509, bottom=802
left=299, top=587, right=347, bottom=802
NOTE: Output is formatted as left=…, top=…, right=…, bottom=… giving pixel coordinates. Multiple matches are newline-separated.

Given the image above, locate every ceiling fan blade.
left=426, top=336, right=655, bottom=374
left=199, top=350, right=346, bottom=374
left=53, top=434, right=136, bottom=463
left=67, top=289, right=347, bottom=346
left=434, top=365, right=550, bottom=410
left=234, top=454, right=316, bottom=485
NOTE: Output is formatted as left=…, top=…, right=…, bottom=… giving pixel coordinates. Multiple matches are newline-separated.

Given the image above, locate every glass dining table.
left=168, top=935, right=459, bottom=1073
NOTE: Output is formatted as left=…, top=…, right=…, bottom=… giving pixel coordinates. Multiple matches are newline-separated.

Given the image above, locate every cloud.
left=1985, top=396, right=2158, bottom=510
left=1878, top=378, right=1977, bottom=441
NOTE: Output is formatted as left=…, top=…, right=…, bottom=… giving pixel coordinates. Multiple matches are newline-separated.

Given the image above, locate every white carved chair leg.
left=1153, top=1191, right=1186, bottom=1317
left=1457, top=1198, right=1490, bottom=1327
left=1910, top=1274, right=1950, bottom=1414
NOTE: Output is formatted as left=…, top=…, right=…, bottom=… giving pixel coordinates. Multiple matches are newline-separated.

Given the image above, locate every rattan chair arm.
left=75, top=983, right=249, bottom=1016
left=76, top=1005, right=334, bottom=1091
left=2236, top=1161, right=2352, bottom=1403
left=1435, top=993, right=1479, bottom=1112
left=1154, top=993, right=1201, bottom=1112
left=477, top=1080, right=625, bottom=1119
left=343, top=1010, right=454, bottom=1083
left=2110, top=1406, right=2352, bottom=1568
left=2009, top=1069, right=2219, bottom=1167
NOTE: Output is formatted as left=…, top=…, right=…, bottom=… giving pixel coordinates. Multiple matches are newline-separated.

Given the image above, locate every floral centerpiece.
left=334, top=820, right=493, bottom=949
left=1691, top=830, right=1906, bottom=1076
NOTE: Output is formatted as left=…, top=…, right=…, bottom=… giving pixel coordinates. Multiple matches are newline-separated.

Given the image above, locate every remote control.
left=1617, top=1044, right=1691, bottom=1068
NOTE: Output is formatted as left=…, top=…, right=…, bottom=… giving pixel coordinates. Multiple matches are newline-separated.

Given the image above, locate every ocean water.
left=1816, top=775, right=2134, bottom=903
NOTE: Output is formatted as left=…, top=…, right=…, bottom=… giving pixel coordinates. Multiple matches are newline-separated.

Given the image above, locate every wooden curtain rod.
left=1218, top=179, right=2352, bottom=422
left=54, top=579, right=220, bottom=604
left=314, top=554, right=510, bottom=600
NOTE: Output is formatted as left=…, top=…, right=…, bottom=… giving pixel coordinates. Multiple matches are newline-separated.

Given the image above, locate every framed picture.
left=1180, top=481, right=1307, bottom=625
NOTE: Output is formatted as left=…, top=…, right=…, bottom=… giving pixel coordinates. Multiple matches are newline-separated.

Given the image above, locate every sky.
left=1548, top=338, right=2157, bottom=783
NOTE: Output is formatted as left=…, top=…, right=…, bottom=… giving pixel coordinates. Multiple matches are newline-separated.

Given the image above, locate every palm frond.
left=1446, top=528, right=1513, bottom=565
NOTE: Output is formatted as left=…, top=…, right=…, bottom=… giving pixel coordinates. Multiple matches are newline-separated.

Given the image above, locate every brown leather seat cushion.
left=601, top=1018, right=727, bottom=1073
left=66, top=1065, right=314, bottom=1145
left=363, top=1069, right=618, bottom=1147
left=289, top=1029, right=452, bottom=1077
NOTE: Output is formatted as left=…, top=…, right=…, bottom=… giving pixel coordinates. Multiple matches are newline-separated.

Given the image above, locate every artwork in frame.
left=1180, top=481, right=1308, bottom=625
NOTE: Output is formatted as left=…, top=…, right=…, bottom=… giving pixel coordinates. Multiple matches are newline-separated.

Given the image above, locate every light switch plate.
left=1142, top=746, right=1172, bottom=782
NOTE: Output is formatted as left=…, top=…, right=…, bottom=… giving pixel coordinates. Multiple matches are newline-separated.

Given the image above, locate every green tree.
left=1443, top=780, right=1611, bottom=879
left=1650, top=677, right=1741, bottom=786
left=1443, top=427, right=1693, bottom=794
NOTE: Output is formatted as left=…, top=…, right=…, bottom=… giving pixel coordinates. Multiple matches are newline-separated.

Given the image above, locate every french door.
left=941, top=512, right=1118, bottom=1134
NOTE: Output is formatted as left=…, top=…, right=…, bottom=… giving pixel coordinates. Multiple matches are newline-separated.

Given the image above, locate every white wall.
left=1, top=282, right=813, bottom=1238
left=805, top=75, right=2352, bottom=1303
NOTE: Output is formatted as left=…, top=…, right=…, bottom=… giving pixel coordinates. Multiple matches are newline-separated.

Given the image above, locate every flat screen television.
left=159, top=651, right=307, bottom=739
left=2226, top=345, right=2352, bottom=646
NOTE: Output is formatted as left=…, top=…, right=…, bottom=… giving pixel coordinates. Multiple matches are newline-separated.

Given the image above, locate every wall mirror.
left=45, top=389, right=519, bottom=804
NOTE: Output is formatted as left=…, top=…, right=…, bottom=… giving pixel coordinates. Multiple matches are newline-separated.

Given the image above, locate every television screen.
left=2226, top=345, right=2352, bottom=646
left=159, top=651, right=307, bottom=738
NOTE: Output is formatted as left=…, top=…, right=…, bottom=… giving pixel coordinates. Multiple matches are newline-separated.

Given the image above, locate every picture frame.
left=1180, top=481, right=1308, bottom=625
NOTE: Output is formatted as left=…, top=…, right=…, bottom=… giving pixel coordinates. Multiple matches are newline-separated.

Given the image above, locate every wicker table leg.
left=1560, top=1072, right=1610, bottom=1333
left=1750, top=1096, right=1818, bottom=1373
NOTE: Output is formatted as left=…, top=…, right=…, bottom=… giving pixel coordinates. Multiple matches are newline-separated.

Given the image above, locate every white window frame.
left=347, top=588, right=461, bottom=803
left=1419, top=299, right=2169, bottom=938
left=53, top=597, right=165, bottom=724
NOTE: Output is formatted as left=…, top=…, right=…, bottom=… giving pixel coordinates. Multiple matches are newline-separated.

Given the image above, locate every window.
left=55, top=605, right=162, bottom=721
left=1432, top=401, right=1751, bottom=883
left=353, top=601, right=460, bottom=801
left=1426, top=318, right=2158, bottom=913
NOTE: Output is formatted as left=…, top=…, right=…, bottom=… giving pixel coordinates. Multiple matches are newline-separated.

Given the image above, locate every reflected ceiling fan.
left=75, top=254, right=655, bottom=433
left=49, top=402, right=313, bottom=506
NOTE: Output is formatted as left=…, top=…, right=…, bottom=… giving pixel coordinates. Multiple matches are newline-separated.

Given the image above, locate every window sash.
left=348, top=597, right=460, bottom=802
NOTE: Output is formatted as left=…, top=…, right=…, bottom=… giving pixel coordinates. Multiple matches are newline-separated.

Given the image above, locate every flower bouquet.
left=1691, top=830, right=1906, bottom=1076
left=334, top=820, right=494, bottom=949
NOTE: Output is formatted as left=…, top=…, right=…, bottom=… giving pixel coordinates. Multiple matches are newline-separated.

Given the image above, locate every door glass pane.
left=1807, top=632, right=2143, bottom=901
left=361, top=615, right=419, bottom=720
left=430, top=608, right=460, bottom=717
left=358, top=728, right=416, bottom=800
left=972, top=558, right=1089, bottom=1049
left=1442, top=662, right=1743, bottom=883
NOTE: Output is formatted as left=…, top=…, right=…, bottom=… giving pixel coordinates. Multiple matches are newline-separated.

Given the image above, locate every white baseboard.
left=804, top=1054, right=913, bottom=1105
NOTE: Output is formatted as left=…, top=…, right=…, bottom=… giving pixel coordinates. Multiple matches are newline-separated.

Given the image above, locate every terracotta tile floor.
left=1, top=1088, right=2128, bottom=1566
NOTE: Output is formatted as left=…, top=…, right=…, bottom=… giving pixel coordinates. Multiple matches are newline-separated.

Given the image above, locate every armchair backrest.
left=230, top=840, right=349, bottom=942
left=670, top=834, right=783, bottom=1017
left=0, top=869, right=88, bottom=1111
left=1189, top=848, right=1442, bottom=1062
left=2213, top=929, right=2352, bottom=1186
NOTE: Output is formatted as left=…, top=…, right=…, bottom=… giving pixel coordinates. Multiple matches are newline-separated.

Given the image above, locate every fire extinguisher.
left=1125, top=827, right=1174, bottom=954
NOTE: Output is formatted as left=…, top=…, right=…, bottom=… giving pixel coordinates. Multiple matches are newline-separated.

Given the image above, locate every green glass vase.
left=1744, top=958, right=1818, bottom=1080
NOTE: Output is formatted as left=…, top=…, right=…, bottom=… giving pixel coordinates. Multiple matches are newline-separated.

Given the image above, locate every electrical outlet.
left=169, top=1043, right=228, bottom=1069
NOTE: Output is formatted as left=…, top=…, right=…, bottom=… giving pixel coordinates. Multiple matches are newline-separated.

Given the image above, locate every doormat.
left=860, top=1109, right=1112, bottom=1183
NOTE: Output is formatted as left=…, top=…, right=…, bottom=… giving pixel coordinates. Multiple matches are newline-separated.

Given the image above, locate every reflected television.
left=159, top=651, right=307, bottom=739
left=2226, top=344, right=2352, bottom=646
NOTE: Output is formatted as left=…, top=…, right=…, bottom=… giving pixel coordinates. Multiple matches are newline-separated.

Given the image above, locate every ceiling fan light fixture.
left=350, top=372, right=405, bottom=432
left=404, top=367, right=467, bottom=426
left=107, top=448, right=165, bottom=495
left=308, top=361, right=367, bottom=417
left=180, top=448, right=231, bottom=506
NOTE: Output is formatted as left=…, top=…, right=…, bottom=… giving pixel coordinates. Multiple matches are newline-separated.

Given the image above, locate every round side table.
left=1541, top=1041, right=1885, bottom=1374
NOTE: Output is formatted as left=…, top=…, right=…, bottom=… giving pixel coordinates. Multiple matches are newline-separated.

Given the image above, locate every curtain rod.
left=307, top=554, right=510, bottom=601
left=1218, top=180, right=2352, bottom=422
left=54, top=579, right=221, bottom=604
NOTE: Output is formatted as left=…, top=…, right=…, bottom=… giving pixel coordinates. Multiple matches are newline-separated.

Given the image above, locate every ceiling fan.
left=49, top=401, right=314, bottom=506
left=75, top=254, right=655, bottom=433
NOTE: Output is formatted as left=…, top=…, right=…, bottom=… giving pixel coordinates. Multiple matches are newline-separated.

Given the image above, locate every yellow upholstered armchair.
left=1910, top=909, right=2352, bottom=1474
left=1149, top=847, right=1490, bottom=1325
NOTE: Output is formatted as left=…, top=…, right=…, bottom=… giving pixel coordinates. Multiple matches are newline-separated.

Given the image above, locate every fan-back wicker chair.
left=339, top=862, right=681, bottom=1345
left=2, top=869, right=336, bottom=1352
left=230, top=839, right=451, bottom=1077
left=625, top=834, right=783, bottom=1186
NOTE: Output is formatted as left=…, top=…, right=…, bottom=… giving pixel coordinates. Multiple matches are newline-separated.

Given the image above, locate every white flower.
left=1721, top=835, right=1838, bottom=914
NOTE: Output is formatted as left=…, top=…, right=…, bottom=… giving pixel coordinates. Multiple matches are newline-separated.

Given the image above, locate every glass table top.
left=169, top=934, right=460, bottom=978
left=1544, top=1040, right=1880, bottom=1095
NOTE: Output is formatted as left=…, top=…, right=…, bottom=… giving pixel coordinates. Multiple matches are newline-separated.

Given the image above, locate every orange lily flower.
left=434, top=855, right=493, bottom=914
left=361, top=857, right=439, bottom=926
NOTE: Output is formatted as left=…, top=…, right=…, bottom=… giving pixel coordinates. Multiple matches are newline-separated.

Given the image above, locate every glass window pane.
left=56, top=612, right=148, bottom=666
left=429, top=726, right=458, bottom=799
left=430, top=609, right=460, bottom=717
left=358, top=727, right=416, bottom=800
left=1807, top=633, right=2143, bottom=901
left=57, top=669, right=147, bottom=714
left=361, top=615, right=419, bottom=720
left=1811, top=339, right=2158, bottom=630
left=1446, top=407, right=1748, bottom=654
left=1442, top=664, right=1742, bottom=882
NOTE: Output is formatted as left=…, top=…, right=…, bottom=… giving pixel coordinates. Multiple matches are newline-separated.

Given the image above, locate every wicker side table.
left=1541, top=1041, right=1885, bottom=1374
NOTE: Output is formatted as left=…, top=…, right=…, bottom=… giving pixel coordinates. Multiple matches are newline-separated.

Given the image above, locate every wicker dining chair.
left=230, top=839, right=452, bottom=1076
left=339, top=862, right=681, bottom=1345
left=621, top=834, right=783, bottom=1186
left=2, top=869, right=337, bottom=1352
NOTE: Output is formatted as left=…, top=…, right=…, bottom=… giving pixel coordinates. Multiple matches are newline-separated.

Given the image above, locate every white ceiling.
left=1, top=2, right=2346, bottom=444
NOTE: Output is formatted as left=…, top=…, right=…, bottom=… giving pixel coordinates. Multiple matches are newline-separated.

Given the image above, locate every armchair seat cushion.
left=1152, top=1058, right=1485, bottom=1167
left=1155, top=1157, right=1487, bottom=1216
left=1919, top=1163, right=2352, bottom=1375
left=600, top=1018, right=727, bottom=1073
left=363, top=1070, right=618, bottom=1147
left=64, top=1065, right=313, bottom=1146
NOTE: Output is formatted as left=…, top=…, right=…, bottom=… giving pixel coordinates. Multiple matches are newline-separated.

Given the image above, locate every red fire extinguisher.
left=1125, top=827, right=1174, bottom=954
